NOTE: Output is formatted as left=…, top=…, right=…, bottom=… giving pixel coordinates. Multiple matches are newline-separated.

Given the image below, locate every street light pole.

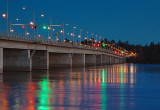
left=80, top=29, right=82, bottom=44
left=87, top=32, right=88, bottom=45
left=33, top=10, right=35, bottom=40
left=73, top=26, right=76, bottom=44
left=95, top=35, right=97, bottom=43
left=63, top=22, right=64, bottom=42
left=7, top=0, right=8, bottom=34
left=100, top=36, right=101, bottom=49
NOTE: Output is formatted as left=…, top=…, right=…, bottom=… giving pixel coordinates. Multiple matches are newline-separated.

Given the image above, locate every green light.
left=102, top=43, right=106, bottom=47
left=43, top=26, right=47, bottom=29
left=38, top=77, right=50, bottom=110
left=121, top=51, right=123, bottom=54
left=101, top=69, right=107, bottom=110
left=120, top=66, right=124, bottom=108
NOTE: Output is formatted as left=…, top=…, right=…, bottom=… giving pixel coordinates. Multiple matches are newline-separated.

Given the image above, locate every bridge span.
left=0, top=33, right=127, bottom=74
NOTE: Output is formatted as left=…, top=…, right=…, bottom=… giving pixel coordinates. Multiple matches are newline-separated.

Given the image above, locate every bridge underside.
left=0, top=48, right=126, bottom=74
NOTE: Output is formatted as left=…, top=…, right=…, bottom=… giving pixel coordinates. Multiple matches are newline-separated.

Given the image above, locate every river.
left=0, top=64, right=160, bottom=110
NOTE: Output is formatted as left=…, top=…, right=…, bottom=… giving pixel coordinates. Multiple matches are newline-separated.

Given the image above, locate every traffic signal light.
left=43, top=26, right=47, bottom=29
left=97, top=43, right=100, bottom=47
left=31, top=25, right=36, bottom=29
left=102, top=43, right=106, bottom=47
left=21, top=25, right=25, bottom=29
left=93, top=43, right=96, bottom=47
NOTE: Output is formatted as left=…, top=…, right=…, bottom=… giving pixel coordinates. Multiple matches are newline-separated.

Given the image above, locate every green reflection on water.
left=38, top=77, right=50, bottom=110
left=101, top=69, right=107, bottom=110
left=120, top=66, right=124, bottom=109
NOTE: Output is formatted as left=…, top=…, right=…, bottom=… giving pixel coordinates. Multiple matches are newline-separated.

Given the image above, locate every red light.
left=21, top=25, right=25, bottom=29
left=31, top=25, right=34, bottom=29
left=93, top=43, right=96, bottom=47
left=114, top=51, right=117, bottom=53
left=97, top=43, right=100, bottom=47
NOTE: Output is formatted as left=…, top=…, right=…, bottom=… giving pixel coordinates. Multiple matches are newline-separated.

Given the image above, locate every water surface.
left=0, top=64, right=160, bottom=110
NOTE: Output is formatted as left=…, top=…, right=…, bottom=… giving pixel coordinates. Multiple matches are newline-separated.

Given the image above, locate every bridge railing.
left=0, top=32, right=127, bottom=57
left=0, top=33, right=32, bottom=41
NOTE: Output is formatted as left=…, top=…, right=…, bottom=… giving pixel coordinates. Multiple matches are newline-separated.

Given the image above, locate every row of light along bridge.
left=0, top=33, right=128, bottom=74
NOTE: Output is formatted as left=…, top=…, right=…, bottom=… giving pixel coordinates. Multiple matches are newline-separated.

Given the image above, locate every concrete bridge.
left=0, top=33, right=127, bottom=74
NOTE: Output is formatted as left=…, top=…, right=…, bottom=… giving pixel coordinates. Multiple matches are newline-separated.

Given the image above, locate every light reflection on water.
left=1, top=64, right=160, bottom=110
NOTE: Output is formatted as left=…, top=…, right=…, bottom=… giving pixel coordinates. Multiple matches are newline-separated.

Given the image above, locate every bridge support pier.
left=49, top=53, right=72, bottom=68
left=0, top=48, right=3, bottom=74
left=115, top=57, right=119, bottom=64
left=96, top=55, right=102, bottom=66
left=85, top=54, right=96, bottom=66
left=102, top=55, right=107, bottom=65
left=3, top=49, right=32, bottom=72
left=106, top=55, right=110, bottom=64
left=72, top=54, right=85, bottom=67
left=32, top=50, right=49, bottom=70
left=110, top=56, right=115, bottom=64
left=123, top=58, right=126, bottom=63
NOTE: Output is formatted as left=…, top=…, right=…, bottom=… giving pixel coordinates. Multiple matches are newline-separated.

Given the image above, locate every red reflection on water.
left=0, top=84, right=9, bottom=110
left=26, top=82, right=36, bottom=110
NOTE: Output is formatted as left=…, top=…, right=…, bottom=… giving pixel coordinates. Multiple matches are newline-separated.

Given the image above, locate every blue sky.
left=1, top=0, right=160, bottom=45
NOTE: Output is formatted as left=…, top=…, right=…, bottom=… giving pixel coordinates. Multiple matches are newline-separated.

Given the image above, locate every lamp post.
left=99, top=36, right=101, bottom=49
left=95, top=35, right=97, bottom=43
left=73, top=26, right=76, bottom=43
left=78, top=29, right=82, bottom=45
left=7, top=0, right=8, bottom=35
left=63, top=22, right=64, bottom=42
left=87, top=32, right=88, bottom=45
left=23, top=7, right=36, bottom=40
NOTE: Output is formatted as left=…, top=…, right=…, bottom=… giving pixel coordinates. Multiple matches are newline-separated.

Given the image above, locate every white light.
left=38, top=35, right=41, bottom=37
left=78, top=35, right=81, bottom=38
left=71, top=33, right=73, bottom=36
left=26, top=32, right=29, bottom=35
left=10, top=29, right=13, bottom=32
left=60, top=30, right=63, bottom=33
left=16, top=18, right=19, bottom=21
left=74, top=26, right=76, bottom=29
left=22, top=7, right=26, bottom=10
left=48, top=37, right=51, bottom=39
left=41, top=14, right=44, bottom=17
left=48, top=27, right=51, bottom=30
left=66, top=24, right=69, bottom=26
left=2, top=14, right=6, bottom=18
left=53, top=29, right=55, bottom=31
left=56, top=38, right=59, bottom=41
left=30, top=22, right=34, bottom=25
left=85, top=37, right=87, bottom=40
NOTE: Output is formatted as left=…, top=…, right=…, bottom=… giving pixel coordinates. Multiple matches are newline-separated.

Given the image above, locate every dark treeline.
left=117, top=40, right=160, bottom=64
left=128, top=42, right=160, bottom=64
left=116, top=40, right=160, bottom=64
left=65, top=37, right=160, bottom=64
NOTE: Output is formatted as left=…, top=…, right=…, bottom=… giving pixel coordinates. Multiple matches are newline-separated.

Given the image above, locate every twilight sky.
left=1, top=0, right=160, bottom=45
